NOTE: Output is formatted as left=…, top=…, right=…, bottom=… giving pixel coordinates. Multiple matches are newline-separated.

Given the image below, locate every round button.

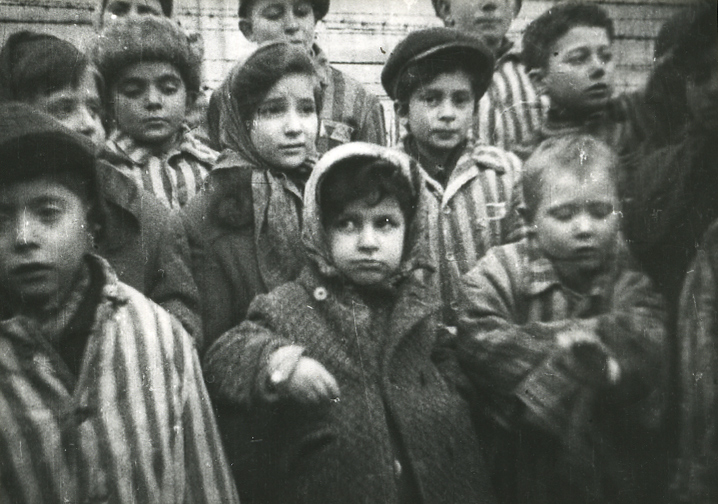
left=313, top=287, right=328, bottom=301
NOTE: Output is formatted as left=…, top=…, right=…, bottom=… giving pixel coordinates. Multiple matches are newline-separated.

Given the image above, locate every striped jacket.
left=403, top=139, right=522, bottom=319
left=458, top=239, right=666, bottom=504
left=103, top=127, right=218, bottom=210
left=0, top=255, right=239, bottom=504
left=475, top=44, right=548, bottom=151
left=313, top=46, right=387, bottom=154
left=672, top=221, right=718, bottom=503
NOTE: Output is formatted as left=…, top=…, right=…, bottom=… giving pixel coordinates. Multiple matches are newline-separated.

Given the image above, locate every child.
left=0, top=101, right=238, bottom=503
left=96, top=0, right=172, bottom=28
left=519, top=2, right=635, bottom=155
left=93, top=15, right=217, bottom=209
left=209, top=0, right=385, bottom=154
left=382, top=27, right=522, bottom=319
left=203, top=141, right=497, bottom=504
left=457, top=135, right=666, bottom=504
left=432, top=0, right=547, bottom=150
left=181, top=41, right=321, bottom=347
left=0, top=30, right=201, bottom=342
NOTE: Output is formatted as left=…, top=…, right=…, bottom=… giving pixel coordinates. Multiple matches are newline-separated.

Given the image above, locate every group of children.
left=0, top=0, right=716, bottom=503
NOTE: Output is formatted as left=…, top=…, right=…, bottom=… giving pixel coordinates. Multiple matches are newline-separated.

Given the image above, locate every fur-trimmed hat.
left=0, top=102, right=97, bottom=186
left=93, top=15, right=201, bottom=94
left=381, top=27, right=494, bottom=101
left=238, top=0, right=330, bottom=21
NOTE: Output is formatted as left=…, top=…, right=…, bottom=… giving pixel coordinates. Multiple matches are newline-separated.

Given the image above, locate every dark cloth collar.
left=402, top=135, right=467, bottom=187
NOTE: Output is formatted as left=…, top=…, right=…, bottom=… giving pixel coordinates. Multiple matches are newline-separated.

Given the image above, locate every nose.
left=284, top=109, right=302, bottom=136
left=146, top=85, right=162, bottom=109
left=77, top=107, right=101, bottom=140
left=358, top=226, right=379, bottom=250
left=589, top=54, right=606, bottom=79
left=284, top=12, right=300, bottom=33
left=15, top=211, right=39, bottom=248
left=438, top=99, right=457, bottom=121
left=574, top=212, right=595, bottom=237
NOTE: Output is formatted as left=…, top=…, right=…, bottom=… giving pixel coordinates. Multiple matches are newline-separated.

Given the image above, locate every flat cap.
left=381, top=27, right=495, bottom=101
left=0, top=102, right=96, bottom=185
left=238, top=0, right=330, bottom=21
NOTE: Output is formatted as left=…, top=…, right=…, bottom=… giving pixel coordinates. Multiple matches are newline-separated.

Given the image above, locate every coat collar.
left=105, top=126, right=218, bottom=167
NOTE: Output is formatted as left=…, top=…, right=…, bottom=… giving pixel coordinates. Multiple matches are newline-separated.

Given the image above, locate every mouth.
left=571, top=247, right=601, bottom=261
left=433, top=130, right=460, bottom=138
left=278, top=143, right=306, bottom=154
left=11, top=263, right=53, bottom=280
left=351, top=260, right=386, bottom=270
left=586, top=83, right=610, bottom=96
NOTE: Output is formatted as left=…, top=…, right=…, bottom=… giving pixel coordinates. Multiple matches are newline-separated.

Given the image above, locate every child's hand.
left=555, top=328, right=621, bottom=386
left=284, top=357, right=340, bottom=404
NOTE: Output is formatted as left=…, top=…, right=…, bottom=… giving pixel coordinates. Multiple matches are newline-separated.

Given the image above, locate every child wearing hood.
left=203, top=142, right=497, bottom=504
left=181, top=41, right=321, bottom=348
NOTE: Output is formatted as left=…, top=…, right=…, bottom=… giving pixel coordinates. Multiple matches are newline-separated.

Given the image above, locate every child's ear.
left=394, top=101, right=410, bottom=129
left=528, top=68, right=548, bottom=96
left=239, top=19, right=253, bottom=40
left=435, top=0, right=452, bottom=25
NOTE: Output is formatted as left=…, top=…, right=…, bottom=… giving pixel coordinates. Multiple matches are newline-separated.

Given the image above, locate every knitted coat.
left=203, top=143, right=496, bottom=504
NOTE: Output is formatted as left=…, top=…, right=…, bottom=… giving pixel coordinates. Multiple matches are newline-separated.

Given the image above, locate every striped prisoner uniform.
left=403, top=138, right=522, bottom=319
left=458, top=238, right=666, bottom=504
left=103, top=127, right=217, bottom=210
left=0, top=255, right=239, bottom=504
left=313, top=45, right=387, bottom=154
left=475, top=43, right=548, bottom=151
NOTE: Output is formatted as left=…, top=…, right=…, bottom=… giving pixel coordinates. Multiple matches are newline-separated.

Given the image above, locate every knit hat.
left=381, top=27, right=494, bottom=101
left=93, top=15, right=201, bottom=94
left=0, top=102, right=96, bottom=186
left=100, top=0, right=173, bottom=18
left=238, top=0, right=330, bottom=21
left=431, top=0, right=522, bottom=18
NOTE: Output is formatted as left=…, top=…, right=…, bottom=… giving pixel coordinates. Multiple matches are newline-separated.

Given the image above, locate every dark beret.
left=238, top=0, right=330, bottom=21
left=381, top=27, right=495, bottom=100
left=0, top=102, right=96, bottom=187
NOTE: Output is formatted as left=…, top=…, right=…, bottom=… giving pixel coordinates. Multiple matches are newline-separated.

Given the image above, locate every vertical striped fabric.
left=476, top=53, right=549, bottom=152
left=673, top=243, right=718, bottom=503
left=0, top=256, right=239, bottom=504
left=420, top=144, right=523, bottom=316
left=104, top=128, right=218, bottom=210
left=314, top=47, right=387, bottom=154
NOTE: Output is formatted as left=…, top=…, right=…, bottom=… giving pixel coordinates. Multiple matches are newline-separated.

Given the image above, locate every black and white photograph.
left=0, top=0, right=716, bottom=503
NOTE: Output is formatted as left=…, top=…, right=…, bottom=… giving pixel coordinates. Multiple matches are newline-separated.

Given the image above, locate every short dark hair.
left=230, top=42, right=322, bottom=125
left=522, top=2, right=614, bottom=72
left=0, top=31, right=104, bottom=104
left=521, top=134, right=617, bottom=223
left=394, top=58, right=479, bottom=110
left=319, top=157, right=417, bottom=228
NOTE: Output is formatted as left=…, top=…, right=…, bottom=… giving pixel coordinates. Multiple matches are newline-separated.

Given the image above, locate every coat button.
left=313, top=287, right=328, bottom=301
left=394, top=459, right=402, bottom=478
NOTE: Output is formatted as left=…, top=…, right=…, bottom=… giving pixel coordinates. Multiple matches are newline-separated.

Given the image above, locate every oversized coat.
left=203, top=143, right=497, bottom=504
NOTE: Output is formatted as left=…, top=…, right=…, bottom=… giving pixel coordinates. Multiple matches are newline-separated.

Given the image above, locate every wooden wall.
left=0, top=0, right=700, bottom=107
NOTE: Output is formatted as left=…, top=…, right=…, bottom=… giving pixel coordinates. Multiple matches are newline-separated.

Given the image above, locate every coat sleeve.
left=175, top=320, right=240, bottom=504
left=203, top=290, right=299, bottom=408
left=457, top=251, right=576, bottom=423
left=672, top=246, right=718, bottom=503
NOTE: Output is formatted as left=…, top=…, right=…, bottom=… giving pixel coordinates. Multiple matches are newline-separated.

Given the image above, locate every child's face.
left=102, top=0, right=164, bottom=26
left=441, top=0, right=515, bottom=53
left=250, top=73, right=318, bottom=170
left=540, top=26, right=614, bottom=113
left=328, top=195, right=406, bottom=286
left=405, top=70, right=475, bottom=155
left=686, top=44, right=718, bottom=133
left=113, top=61, right=188, bottom=149
left=0, top=177, right=91, bottom=305
left=532, top=161, right=619, bottom=280
left=30, top=68, right=106, bottom=149
left=243, top=0, right=317, bottom=52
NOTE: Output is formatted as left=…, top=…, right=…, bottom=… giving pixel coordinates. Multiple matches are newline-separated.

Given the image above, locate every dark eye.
left=262, top=5, right=284, bottom=20
left=118, top=82, right=143, bottom=99
left=257, top=100, right=287, bottom=117
left=588, top=202, right=614, bottom=219
left=332, top=217, right=357, bottom=232
left=36, top=204, right=63, bottom=224
left=567, top=51, right=589, bottom=65
left=108, top=3, right=130, bottom=16
left=294, top=3, right=313, bottom=18
left=159, top=81, right=180, bottom=95
left=550, top=206, right=576, bottom=222
left=298, top=99, right=317, bottom=116
left=421, top=92, right=441, bottom=106
left=48, top=100, right=77, bottom=119
left=600, top=49, right=613, bottom=64
left=452, top=92, right=473, bottom=108
left=137, top=5, right=160, bottom=15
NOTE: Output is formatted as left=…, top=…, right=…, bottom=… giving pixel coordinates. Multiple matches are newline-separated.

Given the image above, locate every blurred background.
left=0, top=0, right=696, bottom=129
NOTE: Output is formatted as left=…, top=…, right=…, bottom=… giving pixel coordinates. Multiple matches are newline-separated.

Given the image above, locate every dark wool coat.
left=96, top=160, right=201, bottom=341
left=203, top=143, right=496, bottom=504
